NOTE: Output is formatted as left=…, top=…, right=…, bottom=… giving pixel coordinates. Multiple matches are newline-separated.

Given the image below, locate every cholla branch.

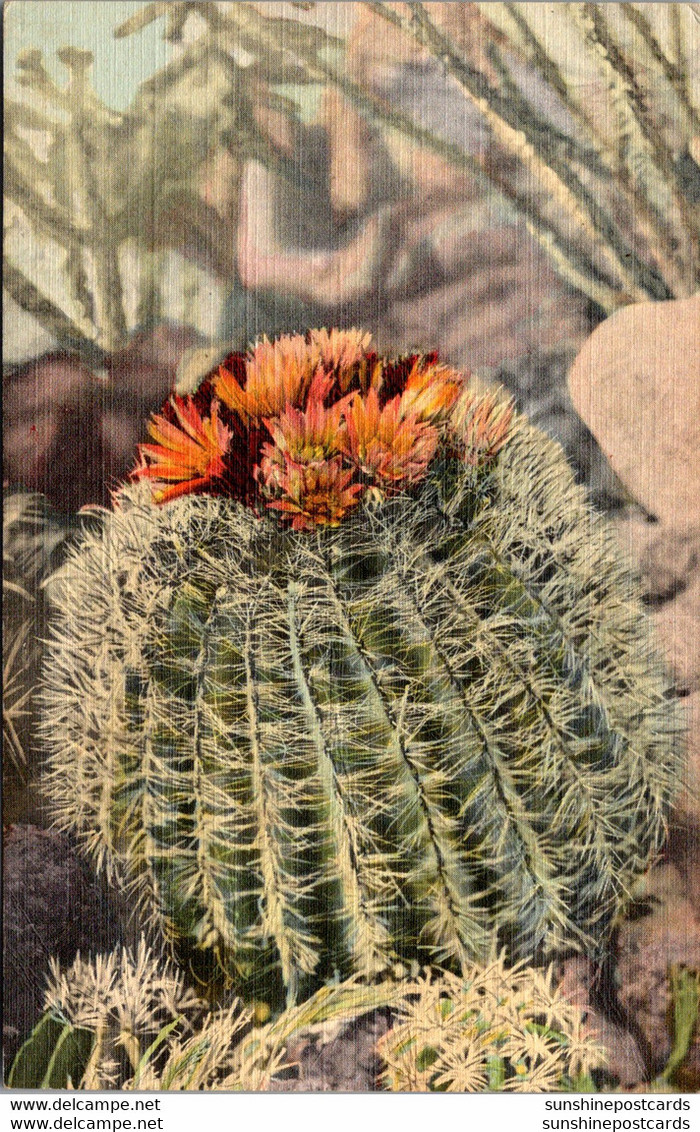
left=496, top=4, right=693, bottom=298
left=3, top=259, right=97, bottom=352
left=361, top=2, right=699, bottom=306
left=623, top=4, right=700, bottom=137
left=569, top=3, right=699, bottom=293
left=193, top=0, right=642, bottom=311
left=402, top=3, right=671, bottom=303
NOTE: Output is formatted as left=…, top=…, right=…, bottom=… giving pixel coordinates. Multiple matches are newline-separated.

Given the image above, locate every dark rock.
left=494, top=350, right=625, bottom=510
left=617, top=864, right=700, bottom=1089
left=558, top=957, right=647, bottom=1090
left=3, top=323, right=203, bottom=512
left=2, top=825, right=124, bottom=1074
left=268, top=1010, right=392, bottom=1092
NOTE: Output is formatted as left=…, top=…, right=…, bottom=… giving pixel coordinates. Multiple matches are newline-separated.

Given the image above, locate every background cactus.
left=111, top=3, right=700, bottom=315
left=40, top=330, right=682, bottom=1006
left=8, top=4, right=698, bottom=357
left=10, top=944, right=698, bottom=1091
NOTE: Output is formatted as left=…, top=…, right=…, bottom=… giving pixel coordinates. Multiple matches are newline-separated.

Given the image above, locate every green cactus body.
left=42, top=418, right=681, bottom=1000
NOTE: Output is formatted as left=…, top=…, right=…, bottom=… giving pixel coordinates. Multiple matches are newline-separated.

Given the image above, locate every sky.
left=4, top=1, right=172, bottom=110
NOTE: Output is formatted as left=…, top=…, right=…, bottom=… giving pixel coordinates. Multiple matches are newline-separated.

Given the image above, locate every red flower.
left=214, top=333, right=319, bottom=424
left=133, top=395, right=231, bottom=503
left=257, top=372, right=359, bottom=527
left=399, top=357, right=464, bottom=423
left=124, top=329, right=494, bottom=525
left=260, top=373, right=348, bottom=465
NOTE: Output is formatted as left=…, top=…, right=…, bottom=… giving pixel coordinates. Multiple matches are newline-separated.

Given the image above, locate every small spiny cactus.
left=8, top=940, right=404, bottom=1090
left=41, top=329, right=682, bottom=1004
left=377, top=956, right=605, bottom=1092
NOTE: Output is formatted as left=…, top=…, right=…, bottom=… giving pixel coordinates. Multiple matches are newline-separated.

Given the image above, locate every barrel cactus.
left=41, top=328, right=681, bottom=1004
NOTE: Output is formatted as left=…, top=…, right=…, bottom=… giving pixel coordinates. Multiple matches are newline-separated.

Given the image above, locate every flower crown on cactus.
left=131, top=328, right=514, bottom=527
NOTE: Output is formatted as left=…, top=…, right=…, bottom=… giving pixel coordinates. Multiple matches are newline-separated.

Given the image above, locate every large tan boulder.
left=570, top=297, right=700, bottom=909
left=613, top=519, right=700, bottom=697
left=569, top=295, right=700, bottom=530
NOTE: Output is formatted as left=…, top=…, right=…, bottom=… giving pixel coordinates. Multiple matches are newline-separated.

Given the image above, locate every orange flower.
left=341, top=387, right=439, bottom=491
left=263, top=374, right=347, bottom=461
left=265, top=457, right=363, bottom=531
left=257, top=372, right=352, bottom=498
left=308, top=327, right=372, bottom=375
left=450, top=388, right=515, bottom=466
left=215, top=333, right=317, bottom=424
left=215, top=330, right=378, bottom=421
left=398, top=358, right=464, bottom=423
left=133, top=395, right=231, bottom=503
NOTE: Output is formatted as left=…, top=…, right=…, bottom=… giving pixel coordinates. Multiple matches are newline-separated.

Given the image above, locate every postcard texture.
left=4, top=1, right=700, bottom=1094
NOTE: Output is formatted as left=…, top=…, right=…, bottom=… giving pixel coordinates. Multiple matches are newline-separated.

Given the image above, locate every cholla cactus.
left=41, top=329, right=681, bottom=1004
left=377, top=956, right=605, bottom=1092
left=368, top=3, right=700, bottom=310
left=5, top=4, right=340, bottom=353
left=114, top=3, right=700, bottom=314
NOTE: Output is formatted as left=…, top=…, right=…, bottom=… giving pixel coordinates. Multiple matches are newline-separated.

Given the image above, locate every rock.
left=2, top=825, right=124, bottom=1071
left=568, top=296, right=700, bottom=530
left=375, top=220, right=593, bottom=376
left=615, top=519, right=700, bottom=608
left=667, top=689, right=700, bottom=918
left=668, top=783, right=700, bottom=916
left=570, top=299, right=700, bottom=1083
left=3, top=323, right=203, bottom=512
left=268, top=1010, right=392, bottom=1092
left=653, top=579, right=700, bottom=697
left=496, top=350, right=626, bottom=509
left=572, top=303, right=700, bottom=912
left=617, top=863, right=700, bottom=1088
left=614, top=518, right=700, bottom=693
left=558, top=957, right=647, bottom=1089
left=612, top=513, right=700, bottom=898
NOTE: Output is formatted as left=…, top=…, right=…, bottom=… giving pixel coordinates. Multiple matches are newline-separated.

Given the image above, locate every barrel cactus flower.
left=134, top=395, right=232, bottom=503
left=41, top=328, right=682, bottom=1007
left=450, top=387, right=515, bottom=466
left=341, top=388, right=438, bottom=491
left=133, top=331, right=472, bottom=524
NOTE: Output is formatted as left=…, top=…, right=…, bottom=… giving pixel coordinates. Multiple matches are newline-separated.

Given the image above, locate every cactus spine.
left=10, top=944, right=604, bottom=1091
left=41, top=407, right=681, bottom=1001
